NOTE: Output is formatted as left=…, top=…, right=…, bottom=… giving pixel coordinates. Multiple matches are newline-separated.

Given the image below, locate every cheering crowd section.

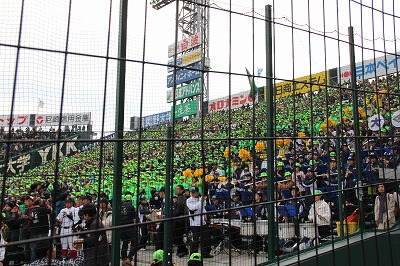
left=0, top=73, right=399, bottom=263
left=0, top=126, right=82, bottom=159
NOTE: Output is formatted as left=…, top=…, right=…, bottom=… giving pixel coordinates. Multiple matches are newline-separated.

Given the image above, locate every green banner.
left=172, top=100, right=197, bottom=119
left=166, top=79, right=201, bottom=103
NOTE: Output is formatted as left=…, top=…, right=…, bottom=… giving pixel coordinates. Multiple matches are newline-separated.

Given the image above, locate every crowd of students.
left=0, top=73, right=399, bottom=264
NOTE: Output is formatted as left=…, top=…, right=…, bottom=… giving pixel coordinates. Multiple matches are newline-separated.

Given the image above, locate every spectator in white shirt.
left=186, top=187, right=213, bottom=258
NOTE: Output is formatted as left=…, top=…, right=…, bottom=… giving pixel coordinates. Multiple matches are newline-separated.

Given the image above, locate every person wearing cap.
left=80, top=204, right=110, bottom=266
left=256, top=172, right=268, bottom=191
left=278, top=171, right=295, bottom=192
left=56, top=197, right=80, bottom=260
left=300, top=168, right=317, bottom=197
left=308, top=190, right=332, bottom=239
left=186, top=186, right=213, bottom=258
left=27, top=196, right=52, bottom=262
left=154, top=187, right=166, bottom=251
left=322, top=159, right=339, bottom=186
left=150, top=249, right=178, bottom=266
left=188, top=252, right=203, bottom=266
left=120, top=195, right=137, bottom=266
left=389, top=146, right=400, bottom=169
left=174, top=185, right=189, bottom=258
left=344, top=153, right=358, bottom=206
left=150, top=249, right=164, bottom=266
left=5, top=203, right=23, bottom=264
left=208, top=195, right=224, bottom=246
left=137, top=195, right=152, bottom=251
left=98, top=198, right=112, bottom=248
left=223, top=191, right=243, bottom=249
left=275, top=162, right=285, bottom=182
left=364, top=152, right=380, bottom=183
left=20, top=195, right=35, bottom=263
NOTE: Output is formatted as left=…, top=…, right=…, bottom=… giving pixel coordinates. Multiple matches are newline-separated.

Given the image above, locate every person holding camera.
left=56, top=197, right=80, bottom=260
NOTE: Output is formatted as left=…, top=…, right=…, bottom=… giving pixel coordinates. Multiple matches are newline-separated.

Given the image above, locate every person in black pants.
left=186, top=187, right=213, bottom=258
left=175, top=185, right=189, bottom=258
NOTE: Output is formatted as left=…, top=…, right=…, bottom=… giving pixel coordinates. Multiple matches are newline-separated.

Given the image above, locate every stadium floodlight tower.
left=151, top=0, right=210, bottom=118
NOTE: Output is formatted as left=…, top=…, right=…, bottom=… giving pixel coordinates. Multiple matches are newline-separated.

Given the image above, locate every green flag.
left=245, top=67, right=258, bottom=101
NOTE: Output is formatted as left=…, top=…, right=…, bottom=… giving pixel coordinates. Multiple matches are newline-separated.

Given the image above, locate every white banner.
left=391, top=110, right=400, bottom=127
left=338, top=53, right=400, bottom=82
left=208, top=90, right=254, bottom=113
left=368, top=114, right=385, bottom=131
left=168, top=33, right=202, bottom=58
left=35, top=112, right=91, bottom=127
left=0, top=114, right=30, bottom=127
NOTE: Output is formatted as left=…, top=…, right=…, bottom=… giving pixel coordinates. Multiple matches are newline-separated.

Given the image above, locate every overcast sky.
left=1, top=0, right=399, bottom=135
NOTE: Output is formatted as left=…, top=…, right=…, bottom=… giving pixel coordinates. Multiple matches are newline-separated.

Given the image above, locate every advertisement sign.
left=35, top=112, right=91, bottom=127
left=167, top=80, right=201, bottom=103
left=0, top=114, right=30, bottom=127
left=208, top=91, right=254, bottom=113
left=167, top=49, right=210, bottom=72
left=167, top=64, right=202, bottom=88
left=173, top=100, right=197, bottom=119
left=0, top=136, right=80, bottom=175
left=338, top=53, right=400, bottom=82
left=272, top=71, right=327, bottom=100
left=141, top=111, right=171, bottom=128
left=168, top=33, right=202, bottom=57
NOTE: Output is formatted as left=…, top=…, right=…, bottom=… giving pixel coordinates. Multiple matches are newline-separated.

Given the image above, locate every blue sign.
left=142, top=111, right=171, bottom=128
left=167, top=64, right=202, bottom=88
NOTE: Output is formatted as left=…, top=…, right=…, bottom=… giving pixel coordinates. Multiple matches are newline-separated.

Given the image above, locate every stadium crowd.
left=0, top=73, right=399, bottom=264
left=0, top=126, right=80, bottom=158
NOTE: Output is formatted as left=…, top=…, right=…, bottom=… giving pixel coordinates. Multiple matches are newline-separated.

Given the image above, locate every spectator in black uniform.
left=120, top=195, right=136, bottom=266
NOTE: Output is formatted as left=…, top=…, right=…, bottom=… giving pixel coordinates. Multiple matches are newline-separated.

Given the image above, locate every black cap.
left=100, top=198, right=109, bottom=204
left=159, top=186, right=165, bottom=192
left=65, top=197, right=74, bottom=203
left=232, top=191, right=241, bottom=197
left=82, top=195, right=92, bottom=201
left=140, top=195, right=147, bottom=201
left=211, top=195, right=219, bottom=201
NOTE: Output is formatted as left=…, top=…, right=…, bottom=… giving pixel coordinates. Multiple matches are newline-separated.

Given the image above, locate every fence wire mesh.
left=1, top=0, right=400, bottom=265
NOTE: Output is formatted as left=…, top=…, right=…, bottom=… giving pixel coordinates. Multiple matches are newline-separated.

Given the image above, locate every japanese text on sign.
left=167, top=64, right=202, bottom=88
left=273, top=71, right=327, bottom=99
left=0, top=114, right=30, bottom=127
left=208, top=91, right=254, bottom=112
left=167, top=49, right=202, bottom=72
left=141, top=111, right=171, bottom=128
left=35, top=112, right=91, bottom=127
left=167, top=80, right=201, bottom=103
left=339, top=53, right=400, bottom=82
left=173, top=100, right=197, bottom=119
left=168, top=33, right=202, bottom=58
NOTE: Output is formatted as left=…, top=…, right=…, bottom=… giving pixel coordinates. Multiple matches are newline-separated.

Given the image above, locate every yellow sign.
left=264, top=71, right=328, bottom=100
left=182, top=50, right=201, bottom=66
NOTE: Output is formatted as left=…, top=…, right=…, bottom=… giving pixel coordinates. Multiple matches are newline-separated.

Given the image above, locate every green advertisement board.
left=172, top=100, right=197, bottom=119
left=166, top=79, right=201, bottom=103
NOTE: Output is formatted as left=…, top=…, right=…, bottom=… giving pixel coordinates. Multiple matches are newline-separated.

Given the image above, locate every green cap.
left=314, top=190, right=323, bottom=196
left=284, top=171, right=291, bottom=177
left=329, top=152, right=336, bottom=157
left=260, top=172, right=267, bottom=177
left=153, top=249, right=164, bottom=263
left=295, top=163, right=300, bottom=167
left=277, top=162, right=285, bottom=167
left=189, top=252, right=202, bottom=261
left=123, top=195, right=132, bottom=201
